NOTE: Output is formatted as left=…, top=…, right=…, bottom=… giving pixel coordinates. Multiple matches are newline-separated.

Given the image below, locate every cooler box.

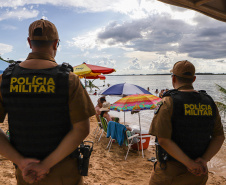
left=131, top=130, right=150, bottom=151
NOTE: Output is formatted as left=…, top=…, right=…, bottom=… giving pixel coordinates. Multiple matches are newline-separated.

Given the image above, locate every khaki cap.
left=29, top=19, right=59, bottom=41
left=170, top=60, right=195, bottom=79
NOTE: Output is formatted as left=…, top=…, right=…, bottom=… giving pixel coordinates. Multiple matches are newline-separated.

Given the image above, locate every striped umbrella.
left=110, top=94, right=161, bottom=112
left=110, top=94, right=161, bottom=157
left=99, top=83, right=151, bottom=96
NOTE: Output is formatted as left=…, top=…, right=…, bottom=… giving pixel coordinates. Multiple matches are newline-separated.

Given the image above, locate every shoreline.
left=105, top=73, right=226, bottom=76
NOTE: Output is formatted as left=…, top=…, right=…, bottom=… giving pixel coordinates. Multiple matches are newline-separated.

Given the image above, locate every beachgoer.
left=95, top=96, right=106, bottom=121
left=93, top=89, right=97, bottom=95
left=158, top=89, right=164, bottom=98
left=0, top=19, right=96, bottom=184
left=149, top=60, right=225, bottom=185
left=147, top=87, right=150, bottom=91
left=154, top=89, right=159, bottom=96
left=100, top=102, right=112, bottom=122
left=113, top=117, right=132, bottom=131
left=162, top=88, right=169, bottom=97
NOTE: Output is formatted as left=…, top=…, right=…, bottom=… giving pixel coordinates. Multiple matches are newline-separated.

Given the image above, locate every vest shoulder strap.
left=162, top=89, right=178, bottom=98
left=3, top=61, right=22, bottom=77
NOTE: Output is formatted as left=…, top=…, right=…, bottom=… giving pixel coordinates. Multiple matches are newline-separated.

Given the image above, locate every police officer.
left=0, top=19, right=96, bottom=184
left=149, top=60, right=225, bottom=185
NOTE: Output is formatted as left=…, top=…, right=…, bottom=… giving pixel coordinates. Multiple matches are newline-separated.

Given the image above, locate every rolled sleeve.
left=149, top=96, right=173, bottom=139
left=212, top=105, right=224, bottom=137
left=68, top=73, right=96, bottom=124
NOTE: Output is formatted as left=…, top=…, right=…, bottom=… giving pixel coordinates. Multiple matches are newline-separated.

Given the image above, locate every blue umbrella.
left=98, top=83, right=152, bottom=96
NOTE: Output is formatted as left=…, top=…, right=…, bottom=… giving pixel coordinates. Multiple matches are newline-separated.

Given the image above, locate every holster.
left=155, top=138, right=168, bottom=170
left=70, top=141, right=93, bottom=176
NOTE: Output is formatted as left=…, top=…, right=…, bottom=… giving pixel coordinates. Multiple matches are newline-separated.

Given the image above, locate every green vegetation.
left=0, top=56, right=15, bottom=63
left=215, top=84, right=226, bottom=117
left=86, top=80, right=99, bottom=92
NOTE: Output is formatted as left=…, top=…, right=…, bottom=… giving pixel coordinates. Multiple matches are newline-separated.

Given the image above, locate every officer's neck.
left=174, top=83, right=194, bottom=91
left=32, top=47, right=56, bottom=59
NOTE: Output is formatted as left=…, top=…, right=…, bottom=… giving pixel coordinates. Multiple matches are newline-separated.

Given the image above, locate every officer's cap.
left=170, top=60, right=195, bottom=79
left=29, top=19, right=59, bottom=41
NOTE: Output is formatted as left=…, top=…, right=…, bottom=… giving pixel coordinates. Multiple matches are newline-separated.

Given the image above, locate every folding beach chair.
left=97, top=115, right=108, bottom=142
left=106, top=121, right=140, bottom=160
left=125, top=131, right=140, bottom=160
left=93, top=115, right=102, bottom=138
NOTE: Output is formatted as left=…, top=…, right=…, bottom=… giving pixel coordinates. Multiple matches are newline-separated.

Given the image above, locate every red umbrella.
left=84, top=75, right=106, bottom=80
left=73, top=62, right=115, bottom=77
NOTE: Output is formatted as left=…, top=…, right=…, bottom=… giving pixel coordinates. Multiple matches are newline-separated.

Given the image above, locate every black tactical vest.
left=164, top=89, right=216, bottom=160
left=1, top=62, right=72, bottom=160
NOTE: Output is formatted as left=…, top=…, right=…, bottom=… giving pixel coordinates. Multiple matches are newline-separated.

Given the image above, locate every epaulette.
left=198, top=90, right=213, bottom=100
left=162, top=89, right=178, bottom=97
left=59, top=62, right=73, bottom=74
left=198, top=90, right=207, bottom=94
left=3, top=61, right=21, bottom=76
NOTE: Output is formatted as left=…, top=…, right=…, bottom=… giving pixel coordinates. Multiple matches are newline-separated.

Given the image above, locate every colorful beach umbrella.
left=73, top=62, right=115, bottom=88
left=73, top=62, right=115, bottom=77
left=110, top=94, right=161, bottom=112
left=110, top=94, right=161, bottom=157
left=99, top=83, right=152, bottom=96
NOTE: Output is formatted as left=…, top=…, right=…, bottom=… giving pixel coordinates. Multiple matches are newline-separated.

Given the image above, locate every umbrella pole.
left=124, top=112, right=125, bottom=125
left=139, top=112, right=144, bottom=158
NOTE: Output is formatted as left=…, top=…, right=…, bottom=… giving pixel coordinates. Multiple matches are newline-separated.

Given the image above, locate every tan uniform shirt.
left=149, top=90, right=224, bottom=185
left=0, top=52, right=95, bottom=124
left=149, top=94, right=224, bottom=139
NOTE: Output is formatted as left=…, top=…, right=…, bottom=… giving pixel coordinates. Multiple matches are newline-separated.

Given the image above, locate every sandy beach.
left=0, top=115, right=225, bottom=185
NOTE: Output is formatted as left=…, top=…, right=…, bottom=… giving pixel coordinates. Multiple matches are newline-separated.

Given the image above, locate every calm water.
left=88, top=75, right=226, bottom=176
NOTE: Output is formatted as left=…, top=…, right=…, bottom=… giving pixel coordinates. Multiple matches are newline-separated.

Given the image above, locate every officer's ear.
left=53, top=39, right=58, bottom=50
left=192, top=76, right=196, bottom=83
left=172, top=75, right=176, bottom=83
left=27, top=37, right=32, bottom=49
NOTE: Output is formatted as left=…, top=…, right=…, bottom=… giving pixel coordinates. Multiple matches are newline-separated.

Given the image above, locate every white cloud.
left=0, top=0, right=192, bottom=20
left=0, top=43, right=13, bottom=55
left=125, top=51, right=191, bottom=74
left=192, top=58, right=226, bottom=74
left=68, top=28, right=127, bottom=51
left=125, top=51, right=159, bottom=61
left=0, top=0, right=154, bottom=13
left=41, top=15, right=48, bottom=20
left=95, top=58, right=116, bottom=68
left=149, top=55, right=173, bottom=72
left=128, top=58, right=142, bottom=70
left=1, top=24, right=17, bottom=30
left=68, top=29, right=100, bottom=51
left=0, top=8, right=39, bottom=21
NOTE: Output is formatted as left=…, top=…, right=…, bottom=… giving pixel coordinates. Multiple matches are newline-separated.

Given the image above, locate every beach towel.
left=107, top=121, right=117, bottom=139
left=107, top=121, right=127, bottom=146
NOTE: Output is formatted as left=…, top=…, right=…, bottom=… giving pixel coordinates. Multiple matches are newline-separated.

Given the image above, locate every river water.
left=87, top=75, right=226, bottom=177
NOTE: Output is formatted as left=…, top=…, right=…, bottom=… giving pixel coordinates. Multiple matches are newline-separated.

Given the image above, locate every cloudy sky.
left=0, top=0, right=226, bottom=74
